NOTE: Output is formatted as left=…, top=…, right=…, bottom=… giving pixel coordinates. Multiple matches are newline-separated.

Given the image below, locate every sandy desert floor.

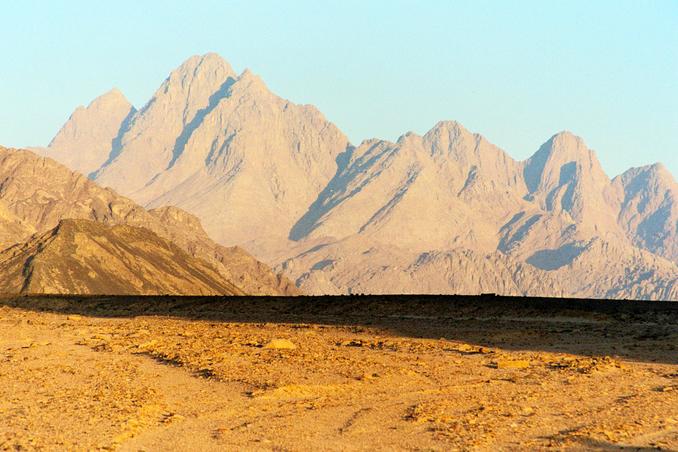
left=0, top=295, right=676, bottom=451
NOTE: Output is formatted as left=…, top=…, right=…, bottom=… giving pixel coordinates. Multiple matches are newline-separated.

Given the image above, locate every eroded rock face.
left=0, top=219, right=243, bottom=295
left=0, top=146, right=297, bottom=295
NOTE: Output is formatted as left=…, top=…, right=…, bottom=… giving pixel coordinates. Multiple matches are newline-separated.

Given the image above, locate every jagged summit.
left=164, top=53, right=235, bottom=86
left=64, top=87, right=131, bottom=117
left=425, top=120, right=469, bottom=135
left=614, top=161, right=678, bottom=262
left=91, top=53, right=239, bottom=193
left=620, top=162, right=676, bottom=186
left=44, top=53, right=347, bottom=246
left=524, top=131, right=608, bottom=194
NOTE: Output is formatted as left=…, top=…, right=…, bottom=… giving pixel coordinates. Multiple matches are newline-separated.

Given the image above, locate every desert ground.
left=0, top=295, right=676, bottom=451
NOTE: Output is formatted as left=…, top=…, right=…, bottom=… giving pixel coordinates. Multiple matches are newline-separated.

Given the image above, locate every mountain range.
left=22, top=53, right=678, bottom=299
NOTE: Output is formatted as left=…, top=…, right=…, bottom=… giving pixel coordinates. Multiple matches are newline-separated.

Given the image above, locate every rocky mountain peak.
left=620, top=162, right=676, bottom=189
left=41, top=87, right=136, bottom=176
left=422, top=120, right=471, bottom=149
left=26, top=54, right=678, bottom=301
left=95, top=87, right=128, bottom=103
left=524, top=131, right=608, bottom=195
left=226, top=68, right=271, bottom=100
left=165, top=53, right=235, bottom=87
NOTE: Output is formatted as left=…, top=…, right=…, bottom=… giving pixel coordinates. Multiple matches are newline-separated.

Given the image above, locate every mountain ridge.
left=0, top=219, right=244, bottom=295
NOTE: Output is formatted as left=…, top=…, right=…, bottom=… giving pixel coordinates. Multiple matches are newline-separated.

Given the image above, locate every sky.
left=1, top=0, right=676, bottom=177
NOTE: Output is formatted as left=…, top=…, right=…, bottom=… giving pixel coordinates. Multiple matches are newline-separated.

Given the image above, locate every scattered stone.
left=358, top=372, right=380, bottom=381
left=339, top=339, right=364, bottom=347
left=264, top=339, right=296, bottom=350
left=521, top=407, right=534, bottom=416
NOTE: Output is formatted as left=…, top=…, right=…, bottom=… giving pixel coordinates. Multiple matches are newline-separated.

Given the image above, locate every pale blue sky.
left=1, top=0, right=676, bottom=177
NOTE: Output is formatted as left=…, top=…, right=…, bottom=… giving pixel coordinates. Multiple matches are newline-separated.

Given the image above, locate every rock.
left=264, top=339, right=296, bottom=350
left=339, top=339, right=364, bottom=347
left=492, top=360, right=531, bottom=369
left=38, top=88, right=135, bottom=176
left=520, top=407, right=534, bottom=416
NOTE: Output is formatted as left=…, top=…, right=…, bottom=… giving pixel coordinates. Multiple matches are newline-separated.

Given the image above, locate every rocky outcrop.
left=614, top=163, right=678, bottom=263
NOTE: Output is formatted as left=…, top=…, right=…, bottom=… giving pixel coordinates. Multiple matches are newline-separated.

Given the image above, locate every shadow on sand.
left=2, top=294, right=677, bottom=365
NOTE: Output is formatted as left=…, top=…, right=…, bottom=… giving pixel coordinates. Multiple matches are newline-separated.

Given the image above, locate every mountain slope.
left=279, top=236, right=566, bottom=297
left=0, top=219, right=243, bottom=295
left=92, top=53, right=238, bottom=192
left=0, top=146, right=296, bottom=295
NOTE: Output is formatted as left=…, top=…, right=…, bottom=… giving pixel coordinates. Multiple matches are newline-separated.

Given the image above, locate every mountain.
left=280, top=125, right=677, bottom=300
left=37, top=53, right=677, bottom=300
left=289, top=121, right=528, bottom=253
left=0, top=219, right=243, bottom=295
left=46, top=53, right=349, bottom=247
left=92, top=53, right=238, bottom=192
left=38, top=89, right=136, bottom=176
left=0, top=145, right=297, bottom=295
left=614, top=163, right=678, bottom=263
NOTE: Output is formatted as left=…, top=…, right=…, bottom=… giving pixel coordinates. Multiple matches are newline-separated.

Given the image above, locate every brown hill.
left=0, top=146, right=297, bottom=295
left=0, top=219, right=242, bottom=295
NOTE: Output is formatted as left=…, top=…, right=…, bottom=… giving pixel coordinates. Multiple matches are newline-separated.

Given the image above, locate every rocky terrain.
left=0, top=220, right=243, bottom=295
left=34, top=53, right=677, bottom=300
left=0, top=295, right=676, bottom=450
left=0, top=146, right=296, bottom=295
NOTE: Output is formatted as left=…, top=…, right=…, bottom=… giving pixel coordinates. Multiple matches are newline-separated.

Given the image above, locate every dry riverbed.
left=0, top=295, right=676, bottom=450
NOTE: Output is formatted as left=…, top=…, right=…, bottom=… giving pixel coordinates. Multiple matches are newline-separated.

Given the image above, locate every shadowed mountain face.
left=35, top=53, right=678, bottom=300
left=0, top=220, right=243, bottom=295
left=614, top=163, right=678, bottom=263
left=0, top=146, right=297, bottom=296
